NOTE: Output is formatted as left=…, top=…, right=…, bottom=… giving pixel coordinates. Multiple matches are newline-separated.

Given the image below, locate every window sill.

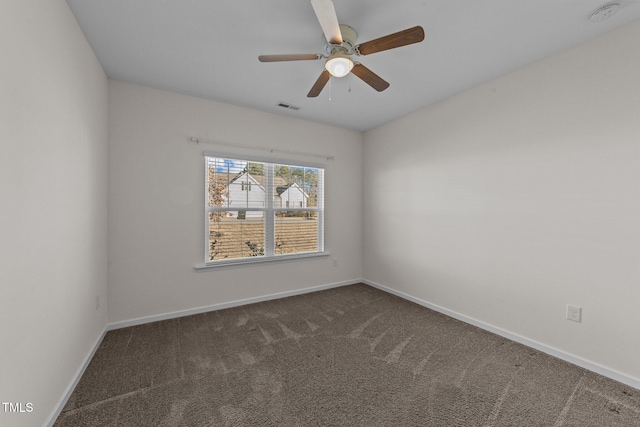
left=194, top=251, right=330, bottom=271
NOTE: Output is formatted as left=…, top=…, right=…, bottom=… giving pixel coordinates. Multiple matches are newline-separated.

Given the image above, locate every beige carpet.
left=54, top=283, right=640, bottom=426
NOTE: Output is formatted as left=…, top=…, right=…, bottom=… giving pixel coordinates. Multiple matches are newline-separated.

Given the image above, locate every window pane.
left=273, top=164, right=318, bottom=209
left=209, top=212, right=265, bottom=260
left=274, top=211, right=318, bottom=255
left=207, top=158, right=265, bottom=209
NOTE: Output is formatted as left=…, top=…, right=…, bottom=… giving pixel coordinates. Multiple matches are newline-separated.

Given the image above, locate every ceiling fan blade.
left=307, top=69, right=331, bottom=97
left=259, top=54, right=321, bottom=62
left=310, top=0, right=343, bottom=45
left=356, top=26, right=425, bottom=56
left=351, top=63, right=390, bottom=92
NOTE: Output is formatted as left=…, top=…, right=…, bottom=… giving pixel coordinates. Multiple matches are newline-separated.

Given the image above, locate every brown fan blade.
left=259, top=54, right=321, bottom=62
left=311, top=0, right=343, bottom=45
left=307, top=69, right=331, bottom=97
left=356, top=26, right=425, bottom=56
left=351, top=63, right=390, bottom=92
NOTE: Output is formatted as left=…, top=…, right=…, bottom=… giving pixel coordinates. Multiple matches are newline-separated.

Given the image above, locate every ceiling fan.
left=258, top=0, right=425, bottom=97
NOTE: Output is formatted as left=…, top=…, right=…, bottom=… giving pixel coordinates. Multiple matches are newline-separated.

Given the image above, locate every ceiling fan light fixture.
left=258, top=0, right=424, bottom=97
left=325, top=54, right=353, bottom=77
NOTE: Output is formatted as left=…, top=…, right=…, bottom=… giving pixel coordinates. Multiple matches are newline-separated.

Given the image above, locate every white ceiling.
left=66, top=0, right=640, bottom=132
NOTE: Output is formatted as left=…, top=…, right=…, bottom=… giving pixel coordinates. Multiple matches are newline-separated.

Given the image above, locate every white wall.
left=363, top=20, right=640, bottom=386
left=0, top=1, right=108, bottom=426
left=108, top=81, right=363, bottom=324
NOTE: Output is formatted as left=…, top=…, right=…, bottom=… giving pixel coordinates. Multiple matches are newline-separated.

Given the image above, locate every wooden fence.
left=209, top=217, right=318, bottom=260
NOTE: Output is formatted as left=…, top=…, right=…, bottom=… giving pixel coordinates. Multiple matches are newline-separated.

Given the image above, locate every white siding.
left=225, top=172, right=265, bottom=218
left=279, top=183, right=308, bottom=209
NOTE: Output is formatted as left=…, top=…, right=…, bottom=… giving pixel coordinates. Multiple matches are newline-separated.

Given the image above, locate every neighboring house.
left=224, top=172, right=308, bottom=217
left=275, top=182, right=308, bottom=209
left=225, top=172, right=265, bottom=218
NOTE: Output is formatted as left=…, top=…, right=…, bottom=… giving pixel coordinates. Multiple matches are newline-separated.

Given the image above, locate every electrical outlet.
left=96, top=296, right=101, bottom=311
left=332, top=258, right=338, bottom=267
left=566, top=304, right=581, bottom=323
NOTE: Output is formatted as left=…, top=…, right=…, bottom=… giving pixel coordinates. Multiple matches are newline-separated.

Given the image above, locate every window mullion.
left=265, top=163, right=274, bottom=256
left=205, top=157, right=211, bottom=263
left=317, top=168, right=324, bottom=252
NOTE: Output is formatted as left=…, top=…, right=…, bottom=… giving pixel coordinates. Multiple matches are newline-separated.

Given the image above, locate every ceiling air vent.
left=276, top=101, right=300, bottom=111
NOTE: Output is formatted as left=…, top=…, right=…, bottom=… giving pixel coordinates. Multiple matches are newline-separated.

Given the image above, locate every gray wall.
left=107, top=80, right=363, bottom=324
left=0, top=1, right=109, bottom=426
left=363, top=20, right=640, bottom=386
left=3, top=3, right=639, bottom=424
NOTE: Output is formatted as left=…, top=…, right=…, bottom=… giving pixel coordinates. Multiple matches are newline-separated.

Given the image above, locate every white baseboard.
left=46, top=279, right=361, bottom=426
left=107, top=279, right=361, bottom=331
left=362, top=279, right=640, bottom=391
left=45, top=325, right=108, bottom=427
left=47, top=277, right=638, bottom=427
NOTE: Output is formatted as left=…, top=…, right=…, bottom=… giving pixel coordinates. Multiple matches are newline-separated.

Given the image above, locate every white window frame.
left=196, top=154, right=327, bottom=269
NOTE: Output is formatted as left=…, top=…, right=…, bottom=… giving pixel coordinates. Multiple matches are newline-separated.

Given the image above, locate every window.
left=205, top=156, right=324, bottom=266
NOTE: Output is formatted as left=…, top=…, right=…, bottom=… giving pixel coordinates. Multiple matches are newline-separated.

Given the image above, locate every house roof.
left=250, top=174, right=288, bottom=188
left=276, top=184, right=292, bottom=196
left=276, top=183, right=309, bottom=198
left=228, top=171, right=288, bottom=189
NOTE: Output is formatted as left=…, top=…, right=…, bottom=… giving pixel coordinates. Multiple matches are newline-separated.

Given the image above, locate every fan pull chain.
left=348, top=73, right=352, bottom=93
left=328, top=77, right=332, bottom=101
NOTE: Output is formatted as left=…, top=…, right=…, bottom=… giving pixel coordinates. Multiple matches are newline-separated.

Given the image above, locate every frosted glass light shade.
left=325, top=56, right=354, bottom=78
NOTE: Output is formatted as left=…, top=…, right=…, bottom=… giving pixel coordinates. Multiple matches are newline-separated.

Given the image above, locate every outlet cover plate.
left=566, top=304, right=582, bottom=322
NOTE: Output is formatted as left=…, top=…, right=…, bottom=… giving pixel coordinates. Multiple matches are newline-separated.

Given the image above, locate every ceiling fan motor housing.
left=324, top=24, right=358, bottom=55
